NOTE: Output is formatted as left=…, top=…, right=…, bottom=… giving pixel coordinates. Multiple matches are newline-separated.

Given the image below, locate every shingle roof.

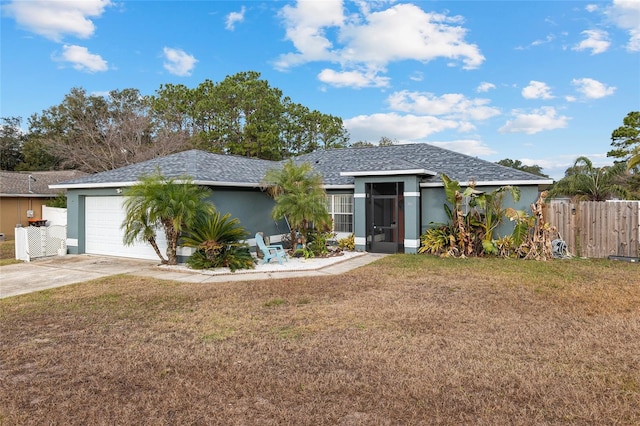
left=52, top=144, right=551, bottom=189
left=52, top=150, right=277, bottom=188
left=293, top=143, right=550, bottom=186
left=1, top=170, right=88, bottom=196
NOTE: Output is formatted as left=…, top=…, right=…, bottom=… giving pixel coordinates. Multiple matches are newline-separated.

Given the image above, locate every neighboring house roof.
left=1, top=170, right=88, bottom=197
left=51, top=144, right=552, bottom=190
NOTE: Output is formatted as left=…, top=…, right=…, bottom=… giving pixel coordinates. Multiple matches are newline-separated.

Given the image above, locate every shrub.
left=419, top=225, right=458, bottom=257
left=182, top=211, right=255, bottom=271
left=46, top=193, right=67, bottom=208
left=337, top=234, right=355, bottom=251
left=187, top=242, right=254, bottom=272
left=305, top=229, right=334, bottom=257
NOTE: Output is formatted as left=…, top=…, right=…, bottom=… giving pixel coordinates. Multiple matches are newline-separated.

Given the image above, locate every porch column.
left=403, top=190, right=421, bottom=254
left=401, top=176, right=421, bottom=254
left=353, top=191, right=367, bottom=252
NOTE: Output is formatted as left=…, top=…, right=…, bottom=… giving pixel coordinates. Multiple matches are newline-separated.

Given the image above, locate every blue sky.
left=1, top=0, right=639, bottom=179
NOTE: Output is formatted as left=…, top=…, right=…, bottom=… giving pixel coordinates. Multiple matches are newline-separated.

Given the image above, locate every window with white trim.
left=326, top=194, right=353, bottom=233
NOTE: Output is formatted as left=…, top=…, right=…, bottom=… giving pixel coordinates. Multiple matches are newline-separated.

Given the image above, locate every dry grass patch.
left=1, top=255, right=639, bottom=425
left=0, top=240, right=20, bottom=266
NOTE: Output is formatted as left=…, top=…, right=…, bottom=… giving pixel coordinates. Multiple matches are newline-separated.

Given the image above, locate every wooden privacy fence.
left=543, top=201, right=639, bottom=259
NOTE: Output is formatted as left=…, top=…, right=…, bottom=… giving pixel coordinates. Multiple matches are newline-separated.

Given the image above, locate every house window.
left=326, top=194, right=353, bottom=233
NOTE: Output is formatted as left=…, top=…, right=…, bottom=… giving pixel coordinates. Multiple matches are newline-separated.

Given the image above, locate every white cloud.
left=409, top=71, right=424, bottom=82
left=571, top=77, right=616, bottom=99
left=318, top=68, right=390, bottom=88
left=499, top=107, right=569, bottom=135
left=225, top=6, right=246, bottom=31
left=476, top=82, right=496, bottom=93
left=55, top=45, right=108, bottom=73
left=607, top=0, right=640, bottom=51
left=387, top=90, right=501, bottom=121
left=275, top=0, right=345, bottom=68
left=586, top=4, right=600, bottom=13
left=522, top=81, right=554, bottom=100
left=572, top=29, right=611, bottom=54
left=3, top=0, right=112, bottom=42
left=344, top=112, right=460, bottom=143
left=429, top=140, right=497, bottom=156
left=162, top=47, right=197, bottom=77
left=276, top=2, right=484, bottom=87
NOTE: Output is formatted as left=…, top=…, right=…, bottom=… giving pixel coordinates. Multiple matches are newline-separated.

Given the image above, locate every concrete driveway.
left=0, top=255, right=158, bottom=299
left=1, top=253, right=386, bottom=299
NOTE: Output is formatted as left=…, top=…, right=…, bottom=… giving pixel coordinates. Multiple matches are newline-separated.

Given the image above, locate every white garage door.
left=85, top=196, right=167, bottom=260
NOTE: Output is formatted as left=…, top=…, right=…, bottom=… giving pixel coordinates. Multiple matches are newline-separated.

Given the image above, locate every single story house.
left=51, top=144, right=552, bottom=260
left=0, top=170, right=86, bottom=239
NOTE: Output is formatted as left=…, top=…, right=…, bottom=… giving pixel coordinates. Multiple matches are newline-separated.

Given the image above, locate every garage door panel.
left=85, top=196, right=167, bottom=260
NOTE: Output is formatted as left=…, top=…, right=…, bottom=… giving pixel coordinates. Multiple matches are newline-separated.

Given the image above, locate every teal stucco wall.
left=66, top=186, right=287, bottom=257
left=420, top=184, right=542, bottom=238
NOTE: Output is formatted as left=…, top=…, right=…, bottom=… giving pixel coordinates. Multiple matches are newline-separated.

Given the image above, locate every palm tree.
left=121, top=171, right=214, bottom=264
left=263, top=160, right=331, bottom=246
left=548, top=156, right=629, bottom=201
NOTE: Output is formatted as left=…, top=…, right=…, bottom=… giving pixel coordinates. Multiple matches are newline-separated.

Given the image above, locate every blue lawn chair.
left=255, top=232, right=288, bottom=265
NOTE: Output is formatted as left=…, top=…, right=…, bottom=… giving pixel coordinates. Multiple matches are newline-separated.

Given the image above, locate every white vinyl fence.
left=15, top=225, right=67, bottom=262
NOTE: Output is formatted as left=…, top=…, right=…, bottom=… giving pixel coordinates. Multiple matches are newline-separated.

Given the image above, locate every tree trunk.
left=162, top=220, right=179, bottom=265
left=147, top=236, right=168, bottom=264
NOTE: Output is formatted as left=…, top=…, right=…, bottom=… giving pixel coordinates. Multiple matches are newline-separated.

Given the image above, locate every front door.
left=366, top=182, right=404, bottom=253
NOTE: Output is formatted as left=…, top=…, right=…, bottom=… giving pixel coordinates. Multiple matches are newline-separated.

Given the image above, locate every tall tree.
left=378, top=136, right=396, bottom=146
left=263, top=160, right=331, bottom=245
left=121, top=172, right=214, bottom=265
left=547, top=156, right=629, bottom=201
left=191, top=72, right=285, bottom=160
left=0, top=117, right=24, bottom=170
left=152, top=71, right=350, bottom=160
left=496, top=159, right=549, bottom=178
left=16, top=136, right=61, bottom=171
left=28, top=88, right=190, bottom=173
left=608, top=111, right=640, bottom=163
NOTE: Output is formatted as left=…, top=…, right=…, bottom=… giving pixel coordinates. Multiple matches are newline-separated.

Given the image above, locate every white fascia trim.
left=323, top=184, right=355, bottom=190
left=340, top=168, right=437, bottom=177
left=404, top=192, right=420, bottom=197
left=420, top=179, right=554, bottom=188
left=50, top=181, right=138, bottom=190
left=404, top=239, right=421, bottom=249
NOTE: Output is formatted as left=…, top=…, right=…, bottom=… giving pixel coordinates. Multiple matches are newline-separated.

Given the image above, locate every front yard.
left=1, top=256, right=639, bottom=424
